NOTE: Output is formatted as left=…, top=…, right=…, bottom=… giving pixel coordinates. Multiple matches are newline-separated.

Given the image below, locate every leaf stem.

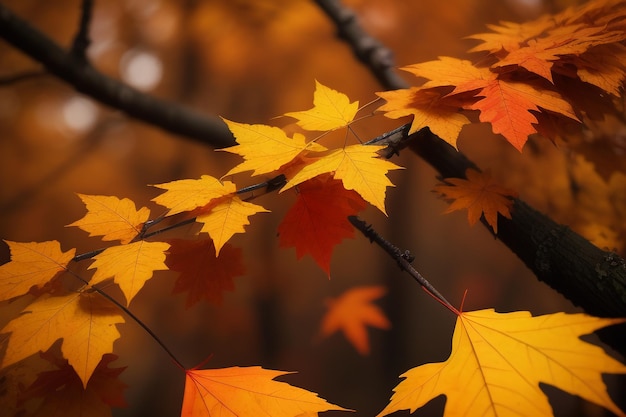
left=348, top=216, right=457, bottom=312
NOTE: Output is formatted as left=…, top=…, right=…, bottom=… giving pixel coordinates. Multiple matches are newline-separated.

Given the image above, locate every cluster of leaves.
left=378, top=0, right=626, bottom=152
left=2, top=0, right=626, bottom=416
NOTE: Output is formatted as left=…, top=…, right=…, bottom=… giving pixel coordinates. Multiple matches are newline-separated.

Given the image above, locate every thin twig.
left=348, top=215, right=453, bottom=308
left=71, top=0, right=94, bottom=61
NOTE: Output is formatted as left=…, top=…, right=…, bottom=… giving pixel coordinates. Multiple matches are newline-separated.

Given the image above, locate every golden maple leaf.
left=182, top=366, right=349, bottom=417
left=377, top=309, right=626, bottom=417
left=197, top=195, right=269, bottom=255
left=68, top=194, right=150, bottom=244
left=219, top=119, right=326, bottom=177
left=284, top=80, right=359, bottom=131
left=319, top=285, right=390, bottom=355
left=152, top=175, right=234, bottom=217
left=0, top=240, right=75, bottom=301
left=376, top=88, right=471, bottom=148
left=88, top=240, right=170, bottom=305
left=433, top=169, right=517, bottom=234
left=0, top=292, right=124, bottom=388
left=282, top=144, right=402, bottom=214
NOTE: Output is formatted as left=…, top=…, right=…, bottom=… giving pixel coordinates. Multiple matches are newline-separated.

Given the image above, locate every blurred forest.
left=1, top=0, right=625, bottom=416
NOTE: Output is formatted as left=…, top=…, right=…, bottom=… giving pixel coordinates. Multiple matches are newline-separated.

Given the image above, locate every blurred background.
left=1, top=0, right=625, bottom=416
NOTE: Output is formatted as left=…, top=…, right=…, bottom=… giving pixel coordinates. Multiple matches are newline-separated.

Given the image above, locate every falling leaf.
left=0, top=240, right=75, bottom=302
left=152, top=175, right=234, bottom=217
left=376, top=87, right=471, bottom=148
left=0, top=292, right=124, bottom=388
left=18, top=350, right=127, bottom=417
left=433, top=169, right=518, bottom=233
left=278, top=176, right=367, bottom=275
left=197, top=196, right=269, bottom=255
left=67, top=194, right=150, bottom=244
left=377, top=309, right=626, bottom=417
left=320, top=285, right=390, bottom=355
left=284, top=80, right=359, bottom=131
left=88, top=241, right=170, bottom=305
left=166, top=239, right=245, bottom=308
left=182, top=366, right=349, bottom=417
left=283, top=144, right=402, bottom=214
left=219, top=119, right=326, bottom=177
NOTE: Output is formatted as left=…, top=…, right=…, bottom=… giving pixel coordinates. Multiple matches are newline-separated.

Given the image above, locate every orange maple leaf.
left=0, top=240, right=75, bottom=301
left=376, top=87, right=471, bottom=148
left=284, top=80, right=359, bottom=131
left=402, top=57, right=579, bottom=151
left=377, top=309, right=626, bottom=417
left=182, top=366, right=349, bottom=417
left=320, top=285, right=390, bottom=355
left=0, top=292, right=124, bottom=388
left=278, top=176, right=367, bottom=275
left=433, top=169, right=517, bottom=234
left=166, top=239, right=245, bottom=308
left=219, top=119, right=326, bottom=177
left=67, top=194, right=150, bottom=244
left=282, top=144, right=402, bottom=214
left=152, top=175, right=234, bottom=217
left=18, top=350, right=127, bottom=417
left=88, top=240, right=170, bottom=305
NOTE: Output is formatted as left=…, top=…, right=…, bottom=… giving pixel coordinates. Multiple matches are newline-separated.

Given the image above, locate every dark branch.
left=0, top=4, right=235, bottom=148
left=71, top=0, right=94, bottom=61
left=313, top=0, right=408, bottom=90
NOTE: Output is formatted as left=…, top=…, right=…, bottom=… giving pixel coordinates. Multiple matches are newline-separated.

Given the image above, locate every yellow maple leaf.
left=0, top=240, right=75, bottom=301
left=88, top=241, right=170, bottom=305
left=320, top=285, right=390, bottom=355
left=376, top=88, right=471, bottom=148
left=197, top=196, right=269, bottom=255
left=152, top=175, right=234, bottom=216
left=0, top=292, right=124, bottom=388
left=284, top=80, right=359, bottom=131
left=181, top=366, right=349, bottom=417
left=433, top=169, right=517, bottom=234
left=219, top=119, right=326, bottom=177
left=377, top=309, right=626, bottom=417
left=282, top=144, right=402, bottom=214
left=68, top=194, right=150, bottom=244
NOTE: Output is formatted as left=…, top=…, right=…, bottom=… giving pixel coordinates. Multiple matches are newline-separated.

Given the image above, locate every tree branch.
left=0, top=4, right=235, bottom=148
left=70, top=0, right=94, bottom=62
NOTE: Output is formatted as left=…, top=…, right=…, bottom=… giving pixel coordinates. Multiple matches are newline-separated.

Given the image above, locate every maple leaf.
left=282, top=144, right=402, bottom=214
left=284, top=80, right=359, bottom=131
left=0, top=292, right=124, bottom=388
left=433, top=169, right=517, bottom=234
left=319, top=285, right=390, bottom=355
left=377, top=309, right=626, bottom=417
left=152, top=175, right=234, bottom=216
left=197, top=195, right=269, bottom=255
left=166, top=239, right=245, bottom=308
left=493, top=25, right=626, bottom=83
left=376, top=87, right=471, bottom=148
left=88, top=240, right=170, bottom=305
left=67, top=194, right=150, bottom=244
left=219, top=119, right=326, bottom=177
left=466, top=17, right=556, bottom=54
left=18, top=350, right=127, bottom=417
left=182, top=366, right=349, bottom=417
left=278, top=176, right=367, bottom=275
left=0, top=240, right=76, bottom=301
left=402, top=57, right=579, bottom=151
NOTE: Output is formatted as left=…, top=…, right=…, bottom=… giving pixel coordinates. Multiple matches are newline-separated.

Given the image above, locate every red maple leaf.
left=166, top=239, right=245, bottom=308
left=278, top=175, right=367, bottom=275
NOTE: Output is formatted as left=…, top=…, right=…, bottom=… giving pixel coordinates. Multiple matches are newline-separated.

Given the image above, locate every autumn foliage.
left=1, top=0, right=626, bottom=416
